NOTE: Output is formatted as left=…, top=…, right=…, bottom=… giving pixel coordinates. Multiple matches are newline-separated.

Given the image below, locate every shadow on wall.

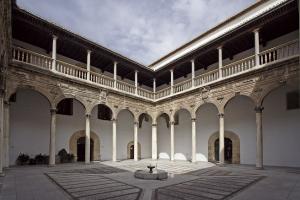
left=174, top=153, right=188, bottom=161
left=159, top=152, right=170, bottom=159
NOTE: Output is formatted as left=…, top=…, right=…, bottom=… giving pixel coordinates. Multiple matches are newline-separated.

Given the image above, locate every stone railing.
left=155, top=87, right=171, bottom=99
left=116, top=80, right=135, bottom=94
left=194, top=69, right=219, bottom=86
left=90, top=71, right=114, bottom=88
left=222, top=55, right=256, bottom=78
left=173, top=79, right=192, bottom=93
left=259, top=39, right=299, bottom=65
left=12, top=47, right=52, bottom=70
left=138, top=88, right=154, bottom=99
left=56, top=60, right=88, bottom=80
left=12, top=39, right=299, bottom=102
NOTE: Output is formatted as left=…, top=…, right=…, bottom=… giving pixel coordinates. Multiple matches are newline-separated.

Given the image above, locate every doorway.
left=214, top=138, right=233, bottom=163
left=77, top=137, right=94, bottom=161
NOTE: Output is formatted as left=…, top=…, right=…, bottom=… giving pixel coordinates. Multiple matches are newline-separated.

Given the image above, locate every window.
left=57, top=99, right=73, bottom=115
left=97, top=105, right=112, bottom=120
left=287, top=91, right=300, bottom=110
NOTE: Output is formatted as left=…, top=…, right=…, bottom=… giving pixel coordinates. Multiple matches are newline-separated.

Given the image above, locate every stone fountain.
left=134, top=164, right=168, bottom=180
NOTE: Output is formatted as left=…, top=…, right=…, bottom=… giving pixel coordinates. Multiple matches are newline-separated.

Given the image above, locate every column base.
left=48, top=164, right=55, bottom=167
left=256, top=166, right=264, bottom=170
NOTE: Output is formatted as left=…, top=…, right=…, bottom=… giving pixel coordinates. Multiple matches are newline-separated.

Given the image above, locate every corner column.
left=0, top=91, right=4, bottom=174
left=87, top=50, right=91, bottom=81
left=151, top=122, right=157, bottom=160
left=218, top=46, right=223, bottom=79
left=254, top=29, right=260, bottom=67
left=191, top=118, right=196, bottom=162
left=255, top=106, right=264, bottom=169
left=170, top=69, right=174, bottom=94
left=153, top=78, right=156, bottom=100
left=191, top=59, right=195, bottom=87
left=135, top=70, right=138, bottom=95
left=3, top=101, right=10, bottom=167
left=170, top=120, right=175, bottom=161
left=113, top=61, right=118, bottom=88
left=49, top=108, right=57, bottom=166
left=134, top=121, right=139, bottom=161
left=112, top=118, right=117, bottom=161
left=51, top=35, right=58, bottom=71
left=85, top=114, right=91, bottom=164
left=218, top=113, right=225, bottom=164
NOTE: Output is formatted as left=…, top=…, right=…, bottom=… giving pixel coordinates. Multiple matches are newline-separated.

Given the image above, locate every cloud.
left=17, top=0, right=255, bottom=65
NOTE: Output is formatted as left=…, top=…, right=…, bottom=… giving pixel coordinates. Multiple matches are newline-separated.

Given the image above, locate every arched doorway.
left=214, top=138, right=233, bottom=163
left=77, top=137, right=94, bottom=161
left=127, top=141, right=141, bottom=159
left=69, top=130, right=100, bottom=161
left=208, top=131, right=240, bottom=164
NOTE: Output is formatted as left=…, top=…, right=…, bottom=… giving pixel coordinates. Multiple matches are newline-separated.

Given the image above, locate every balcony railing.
left=11, top=39, right=299, bottom=102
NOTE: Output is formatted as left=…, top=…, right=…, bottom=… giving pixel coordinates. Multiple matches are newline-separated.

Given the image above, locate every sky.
left=17, top=0, right=256, bottom=66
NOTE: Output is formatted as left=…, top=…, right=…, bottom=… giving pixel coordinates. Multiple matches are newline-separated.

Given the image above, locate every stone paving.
left=0, top=160, right=300, bottom=200
left=47, top=172, right=142, bottom=200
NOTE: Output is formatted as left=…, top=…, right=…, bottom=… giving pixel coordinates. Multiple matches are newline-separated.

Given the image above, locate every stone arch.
left=116, top=108, right=135, bottom=120
left=7, top=85, right=54, bottom=108
left=208, top=131, right=240, bottom=164
left=195, top=101, right=220, bottom=114
left=69, top=130, right=100, bottom=161
left=87, top=102, right=115, bottom=118
left=54, top=94, right=87, bottom=111
left=156, top=112, right=170, bottom=128
left=138, top=112, right=153, bottom=128
left=127, top=141, right=141, bottom=159
left=223, top=94, right=256, bottom=109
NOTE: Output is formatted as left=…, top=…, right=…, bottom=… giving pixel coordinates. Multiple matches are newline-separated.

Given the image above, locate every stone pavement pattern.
left=47, top=172, right=142, bottom=200
left=1, top=160, right=300, bottom=200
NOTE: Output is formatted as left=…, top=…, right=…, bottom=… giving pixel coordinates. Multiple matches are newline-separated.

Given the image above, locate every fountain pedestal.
left=134, top=169, right=168, bottom=180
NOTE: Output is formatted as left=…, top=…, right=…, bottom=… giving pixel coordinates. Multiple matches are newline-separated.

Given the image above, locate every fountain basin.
left=134, top=169, right=168, bottom=180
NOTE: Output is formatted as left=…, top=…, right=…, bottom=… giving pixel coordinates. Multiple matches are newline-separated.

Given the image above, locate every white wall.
left=196, top=103, right=219, bottom=161
left=174, top=110, right=192, bottom=160
left=157, top=116, right=170, bottom=159
left=263, top=84, right=300, bottom=167
left=116, top=110, right=134, bottom=160
left=225, top=96, right=256, bottom=165
left=10, top=89, right=50, bottom=165
left=138, top=117, right=152, bottom=158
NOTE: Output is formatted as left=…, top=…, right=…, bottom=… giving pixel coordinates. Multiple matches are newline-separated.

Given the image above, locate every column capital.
left=218, top=113, right=224, bottom=118
left=87, top=49, right=92, bottom=54
left=114, top=61, right=118, bottom=65
left=255, top=106, right=264, bottom=113
left=134, top=121, right=139, bottom=125
left=217, top=45, right=223, bottom=50
left=170, top=69, right=174, bottom=73
left=152, top=123, right=157, bottom=127
left=253, top=28, right=260, bottom=33
left=85, top=113, right=91, bottom=118
left=50, top=108, right=57, bottom=114
left=191, top=118, right=196, bottom=122
left=190, top=59, right=195, bottom=63
left=0, top=88, right=5, bottom=97
left=52, top=35, right=58, bottom=40
left=169, top=121, right=175, bottom=125
left=111, top=118, right=117, bottom=122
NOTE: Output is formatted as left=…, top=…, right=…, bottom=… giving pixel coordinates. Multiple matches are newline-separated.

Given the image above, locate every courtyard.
left=1, top=160, right=300, bottom=200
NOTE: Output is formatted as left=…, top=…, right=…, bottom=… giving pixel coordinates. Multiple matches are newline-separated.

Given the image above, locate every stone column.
left=113, top=61, right=118, bottom=88
left=254, top=29, right=260, bottom=66
left=85, top=114, right=91, bottom=164
left=170, top=69, right=174, bottom=95
left=49, top=108, right=56, bottom=166
left=218, top=46, right=223, bottom=79
left=3, top=101, right=10, bottom=167
left=87, top=50, right=91, bottom=81
left=153, top=78, right=156, bottom=100
left=135, top=70, right=138, bottom=95
left=0, top=91, right=4, bottom=174
left=191, top=118, right=196, bottom=162
left=152, top=123, right=157, bottom=160
left=170, top=121, right=175, bottom=161
left=112, top=119, right=117, bottom=161
left=218, top=113, right=225, bottom=164
left=191, top=59, right=195, bottom=87
left=255, top=106, right=264, bottom=169
left=134, top=121, right=139, bottom=161
left=52, top=35, right=57, bottom=71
